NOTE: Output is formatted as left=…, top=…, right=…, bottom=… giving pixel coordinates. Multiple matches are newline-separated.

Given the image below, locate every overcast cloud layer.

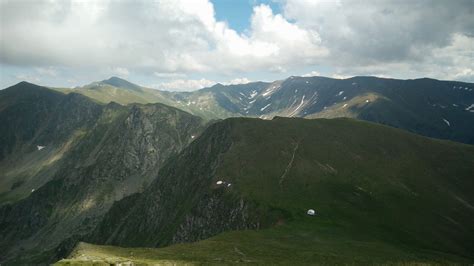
left=0, top=0, right=473, bottom=90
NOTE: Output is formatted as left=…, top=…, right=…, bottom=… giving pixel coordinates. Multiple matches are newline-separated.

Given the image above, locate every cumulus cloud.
left=302, top=71, right=321, bottom=77
left=0, top=0, right=325, bottom=73
left=281, top=0, right=473, bottom=63
left=154, top=72, right=187, bottom=79
left=151, top=78, right=216, bottom=91
left=110, top=67, right=130, bottom=77
left=15, top=74, right=41, bottom=83
left=223, top=77, right=251, bottom=85
left=0, top=0, right=473, bottom=87
left=280, top=0, right=474, bottom=81
left=150, top=77, right=252, bottom=91
left=35, top=67, right=58, bottom=77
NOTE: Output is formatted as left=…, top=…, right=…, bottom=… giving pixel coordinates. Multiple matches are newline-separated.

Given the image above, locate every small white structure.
left=191, top=135, right=195, bottom=139
left=216, top=181, right=223, bottom=185
left=37, top=145, right=45, bottom=151
left=366, top=99, right=370, bottom=103
left=307, top=209, right=316, bottom=216
left=31, top=189, right=35, bottom=192
left=227, top=183, right=232, bottom=187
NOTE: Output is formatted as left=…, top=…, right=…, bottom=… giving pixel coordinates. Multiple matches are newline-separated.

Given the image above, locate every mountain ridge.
left=0, top=82, right=208, bottom=263
left=81, top=116, right=474, bottom=264
left=43, top=75, right=474, bottom=144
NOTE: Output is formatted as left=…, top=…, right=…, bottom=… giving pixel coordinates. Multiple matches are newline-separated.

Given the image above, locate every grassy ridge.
left=58, top=223, right=471, bottom=265
left=61, top=117, right=474, bottom=264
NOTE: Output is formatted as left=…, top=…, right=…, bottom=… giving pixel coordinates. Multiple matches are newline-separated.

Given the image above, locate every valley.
left=1, top=77, right=473, bottom=265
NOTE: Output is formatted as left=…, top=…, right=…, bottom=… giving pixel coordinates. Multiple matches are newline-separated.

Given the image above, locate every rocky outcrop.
left=0, top=83, right=206, bottom=264
left=90, top=120, right=263, bottom=248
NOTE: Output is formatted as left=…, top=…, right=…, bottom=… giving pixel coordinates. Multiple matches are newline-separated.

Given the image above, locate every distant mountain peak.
left=100, top=76, right=143, bottom=91
left=103, top=76, right=127, bottom=83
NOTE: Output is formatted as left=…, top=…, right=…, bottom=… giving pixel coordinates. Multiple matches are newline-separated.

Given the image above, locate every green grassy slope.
left=58, top=226, right=469, bottom=265
left=0, top=82, right=208, bottom=264
left=54, top=76, right=474, bottom=144
left=73, top=117, right=474, bottom=264
left=0, top=82, right=104, bottom=205
left=54, top=77, right=238, bottom=120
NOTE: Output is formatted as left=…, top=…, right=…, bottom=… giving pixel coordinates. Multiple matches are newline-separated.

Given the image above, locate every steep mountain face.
left=0, top=82, right=207, bottom=264
left=56, top=76, right=474, bottom=144
left=89, top=117, right=474, bottom=262
left=91, top=120, right=263, bottom=248
left=0, top=82, right=103, bottom=205
left=195, top=76, right=474, bottom=144
left=55, top=77, right=263, bottom=120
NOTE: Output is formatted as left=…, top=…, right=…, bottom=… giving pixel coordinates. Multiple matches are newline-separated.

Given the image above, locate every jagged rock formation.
left=0, top=82, right=207, bottom=263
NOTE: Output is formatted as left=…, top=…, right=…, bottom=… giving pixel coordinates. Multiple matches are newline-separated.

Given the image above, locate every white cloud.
left=152, top=78, right=216, bottom=91
left=153, top=72, right=187, bottom=79
left=223, top=77, right=251, bottom=85
left=110, top=67, right=130, bottom=77
left=15, top=74, right=41, bottom=83
left=302, top=71, right=320, bottom=77
left=1, top=0, right=473, bottom=88
left=0, top=1, right=326, bottom=75
left=35, top=67, right=57, bottom=77
left=150, top=77, right=253, bottom=91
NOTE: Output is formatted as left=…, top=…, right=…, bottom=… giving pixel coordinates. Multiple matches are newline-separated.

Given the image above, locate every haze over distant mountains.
left=1, top=75, right=473, bottom=264
left=53, top=75, right=474, bottom=144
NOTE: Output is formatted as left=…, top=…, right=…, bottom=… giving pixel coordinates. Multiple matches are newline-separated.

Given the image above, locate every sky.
left=0, top=0, right=473, bottom=91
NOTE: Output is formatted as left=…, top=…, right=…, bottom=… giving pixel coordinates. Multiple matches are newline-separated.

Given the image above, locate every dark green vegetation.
left=61, top=117, right=474, bottom=264
left=2, top=77, right=474, bottom=264
left=0, top=82, right=206, bottom=263
left=56, top=76, right=474, bottom=144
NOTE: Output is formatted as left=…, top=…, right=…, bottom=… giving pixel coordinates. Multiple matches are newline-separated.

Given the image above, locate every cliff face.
left=92, top=120, right=261, bottom=247
left=0, top=83, right=206, bottom=264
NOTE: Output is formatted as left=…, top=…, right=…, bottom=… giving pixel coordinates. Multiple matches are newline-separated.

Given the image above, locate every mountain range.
left=55, top=76, right=474, bottom=144
left=0, top=76, right=473, bottom=264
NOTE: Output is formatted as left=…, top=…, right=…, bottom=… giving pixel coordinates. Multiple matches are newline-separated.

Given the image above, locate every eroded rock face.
left=0, top=83, right=206, bottom=264
left=171, top=194, right=260, bottom=244
left=89, top=120, right=259, bottom=249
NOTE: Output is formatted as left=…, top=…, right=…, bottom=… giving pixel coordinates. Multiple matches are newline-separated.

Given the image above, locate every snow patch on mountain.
left=289, top=95, right=306, bottom=117
left=250, top=90, right=258, bottom=99
left=443, top=119, right=450, bottom=126
left=260, top=103, right=271, bottom=111
left=262, top=85, right=279, bottom=97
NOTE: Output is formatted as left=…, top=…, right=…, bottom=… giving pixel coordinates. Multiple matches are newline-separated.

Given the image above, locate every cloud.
left=15, top=74, right=41, bottom=83
left=302, top=71, right=320, bottom=77
left=151, top=78, right=216, bottom=91
left=276, top=0, right=474, bottom=82
left=281, top=0, right=473, bottom=64
left=0, top=1, right=325, bottom=73
left=223, top=77, right=251, bottom=85
left=0, top=0, right=472, bottom=88
left=110, top=67, right=130, bottom=77
left=150, top=77, right=252, bottom=91
left=154, top=72, right=187, bottom=79
left=35, top=67, right=58, bottom=77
